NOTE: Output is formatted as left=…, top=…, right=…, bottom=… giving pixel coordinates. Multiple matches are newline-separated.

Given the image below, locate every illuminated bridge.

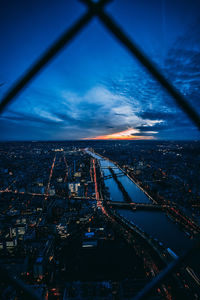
left=106, top=201, right=174, bottom=211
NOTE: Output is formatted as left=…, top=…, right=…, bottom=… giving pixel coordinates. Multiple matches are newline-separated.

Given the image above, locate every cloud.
left=0, top=85, right=164, bottom=140
left=164, top=18, right=200, bottom=113
left=1, top=15, right=200, bottom=142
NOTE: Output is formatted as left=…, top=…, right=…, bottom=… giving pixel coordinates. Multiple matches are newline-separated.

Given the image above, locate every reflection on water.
left=88, top=150, right=150, bottom=203
left=86, top=150, right=192, bottom=255
left=118, top=210, right=192, bottom=255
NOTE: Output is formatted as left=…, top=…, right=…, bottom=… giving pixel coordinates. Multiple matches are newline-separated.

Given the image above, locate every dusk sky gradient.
left=0, top=0, right=200, bottom=140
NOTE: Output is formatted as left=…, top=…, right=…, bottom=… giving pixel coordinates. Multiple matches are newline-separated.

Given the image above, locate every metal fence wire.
left=0, top=0, right=200, bottom=299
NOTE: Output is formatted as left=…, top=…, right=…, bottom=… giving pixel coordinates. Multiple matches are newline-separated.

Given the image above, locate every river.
left=86, top=150, right=192, bottom=255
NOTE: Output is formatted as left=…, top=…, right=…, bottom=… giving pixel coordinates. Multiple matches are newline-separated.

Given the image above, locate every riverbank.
left=88, top=148, right=156, bottom=204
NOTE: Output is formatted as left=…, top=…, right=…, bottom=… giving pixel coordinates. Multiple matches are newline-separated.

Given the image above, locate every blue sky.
left=0, top=0, right=200, bottom=140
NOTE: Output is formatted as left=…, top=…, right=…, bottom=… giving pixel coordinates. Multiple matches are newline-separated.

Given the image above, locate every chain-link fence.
left=0, top=0, right=200, bottom=299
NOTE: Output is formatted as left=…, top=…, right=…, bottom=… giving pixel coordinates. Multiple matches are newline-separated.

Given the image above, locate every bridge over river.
left=85, top=149, right=195, bottom=256
left=106, top=201, right=175, bottom=211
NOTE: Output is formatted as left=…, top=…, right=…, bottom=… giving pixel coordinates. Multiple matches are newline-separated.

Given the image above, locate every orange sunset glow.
left=84, top=128, right=156, bottom=140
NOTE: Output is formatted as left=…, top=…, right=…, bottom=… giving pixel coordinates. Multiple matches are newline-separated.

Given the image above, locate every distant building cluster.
left=0, top=142, right=97, bottom=298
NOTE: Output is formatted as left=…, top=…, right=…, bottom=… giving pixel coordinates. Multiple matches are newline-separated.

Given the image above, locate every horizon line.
left=0, top=139, right=199, bottom=143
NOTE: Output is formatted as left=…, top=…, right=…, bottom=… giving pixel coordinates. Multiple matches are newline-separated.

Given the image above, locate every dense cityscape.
left=0, top=140, right=199, bottom=299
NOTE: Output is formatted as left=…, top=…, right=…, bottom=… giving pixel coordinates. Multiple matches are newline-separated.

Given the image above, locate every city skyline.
left=0, top=0, right=200, bottom=141
left=0, top=140, right=199, bottom=298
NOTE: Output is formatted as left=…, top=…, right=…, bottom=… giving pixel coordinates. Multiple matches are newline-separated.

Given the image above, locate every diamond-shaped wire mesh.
left=0, top=0, right=199, bottom=299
